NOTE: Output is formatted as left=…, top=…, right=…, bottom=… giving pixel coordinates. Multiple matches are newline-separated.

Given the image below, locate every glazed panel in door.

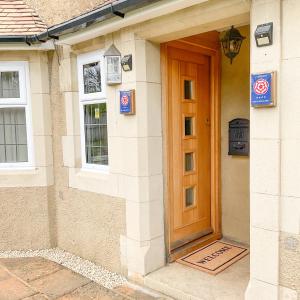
left=168, top=46, right=212, bottom=250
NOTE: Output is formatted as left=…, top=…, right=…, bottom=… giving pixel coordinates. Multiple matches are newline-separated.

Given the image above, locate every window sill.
left=69, top=167, right=120, bottom=198
left=77, top=167, right=110, bottom=179
left=0, top=166, right=36, bottom=173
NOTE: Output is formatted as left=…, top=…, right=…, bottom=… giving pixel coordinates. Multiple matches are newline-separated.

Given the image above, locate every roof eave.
left=0, top=0, right=161, bottom=45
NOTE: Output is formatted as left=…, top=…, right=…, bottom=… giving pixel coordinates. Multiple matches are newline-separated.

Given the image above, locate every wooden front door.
left=167, top=45, right=213, bottom=250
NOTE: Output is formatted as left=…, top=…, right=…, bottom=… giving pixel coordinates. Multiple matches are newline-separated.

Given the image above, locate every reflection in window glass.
left=83, top=62, right=101, bottom=94
left=0, top=107, right=27, bottom=163
left=185, top=187, right=195, bottom=208
left=0, top=71, right=20, bottom=98
left=84, top=103, right=108, bottom=165
left=184, top=80, right=194, bottom=100
left=185, top=117, right=193, bottom=136
left=185, top=152, right=194, bottom=172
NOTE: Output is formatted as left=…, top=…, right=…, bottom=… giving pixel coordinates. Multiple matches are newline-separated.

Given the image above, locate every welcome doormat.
left=177, top=241, right=249, bottom=275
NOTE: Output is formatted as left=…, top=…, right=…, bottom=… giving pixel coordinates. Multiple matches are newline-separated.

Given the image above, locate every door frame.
left=161, top=34, right=222, bottom=262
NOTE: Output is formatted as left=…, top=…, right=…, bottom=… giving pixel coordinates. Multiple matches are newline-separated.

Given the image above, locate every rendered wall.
left=0, top=51, right=54, bottom=250
left=221, top=25, right=250, bottom=245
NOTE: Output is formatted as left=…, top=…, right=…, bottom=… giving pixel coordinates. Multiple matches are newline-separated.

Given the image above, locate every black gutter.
left=0, top=0, right=162, bottom=45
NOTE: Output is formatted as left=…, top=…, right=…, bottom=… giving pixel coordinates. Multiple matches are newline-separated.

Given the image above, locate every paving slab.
left=0, top=257, right=63, bottom=282
left=29, top=268, right=91, bottom=299
left=0, top=276, right=36, bottom=300
left=22, top=295, right=49, bottom=300
left=0, top=256, right=170, bottom=300
left=0, top=266, right=10, bottom=281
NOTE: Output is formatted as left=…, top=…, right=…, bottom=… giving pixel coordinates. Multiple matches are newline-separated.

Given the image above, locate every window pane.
left=185, top=152, right=194, bottom=172
left=0, top=71, right=20, bottom=98
left=185, top=187, right=195, bottom=208
left=185, top=117, right=193, bottom=136
left=83, top=62, right=101, bottom=94
left=84, top=103, right=108, bottom=165
left=184, top=80, right=194, bottom=100
left=0, top=107, right=28, bottom=163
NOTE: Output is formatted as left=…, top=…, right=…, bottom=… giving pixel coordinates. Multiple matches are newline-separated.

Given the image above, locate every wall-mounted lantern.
left=254, top=22, right=273, bottom=47
left=104, top=43, right=122, bottom=85
left=220, top=25, right=245, bottom=64
left=121, top=54, right=132, bottom=72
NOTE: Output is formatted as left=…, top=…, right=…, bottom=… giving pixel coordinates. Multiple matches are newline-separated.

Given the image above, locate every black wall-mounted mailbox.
left=228, top=118, right=249, bottom=156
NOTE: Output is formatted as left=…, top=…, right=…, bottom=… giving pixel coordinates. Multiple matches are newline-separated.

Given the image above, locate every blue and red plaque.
left=251, top=72, right=276, bottom=107
left=120, top=90, right=135, bottom=115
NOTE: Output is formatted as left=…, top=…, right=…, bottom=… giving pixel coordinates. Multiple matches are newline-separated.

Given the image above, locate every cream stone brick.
left=251, top=192, right=279, bottom=231
left=104, top=86, right=120, bottom=138
left=33, top=135, right=53, bottom=167
left=107, top=136, right=122, bottom=174
left=282, top=0, right=300, bottom=59
left=281, top=58, right=300, bottom=139
left=59, top=57, right=78, bottom=93
left=64, top=91, right=80, bottom=136
left=72, top=37, right=105, bottom=56
left=126, top=199, right=164, bottom=242
left=250, top=227, right=279, bottom=285
left=279, top=286, right=298, bottom=300
left=120, top=40, right=136, bottom=84
left=282, top=140, right=300, bottom=198
left=68, top=167, right=121, bottom=198
left=62, top=135, right=75, bottom=168
left=118, top=174, right=163, bottom=204
left=73, top=135, right=82, bottom=168
left=0, top=166, right=53, bottom=187
left=145, top=41, right=161, bottom=84
left=115, top=137, right=162, bottom=177
left=120, top=29, right=136, bottom=43
left=112, top=84, right=139, bottom=138
left=138, top=82, right=162, bottom=137
left=245, top=278, right=278, bottom=300
left=119, top=137, right=139, bottom=176
left=147, top=137, right=163, bottom=176
left=111, top=82, right=162, bottom=138
left=31, top=93, right=52, bottom=136
left=28, top=61, right=49, bottom=94
left=250, top=139, right=280, bottom=195
left=250, top=107, right=280, bottom=139
left=135, top=39, right=147, bottom=82
left=251, top=0, right=281, bottom=66
left=280, top=196, right=300, bottom=235
left=126, top=235, right=165, bottom=276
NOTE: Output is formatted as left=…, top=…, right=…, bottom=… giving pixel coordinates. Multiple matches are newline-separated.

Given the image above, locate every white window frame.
left=0, top=61, right=34, bottom=169
left=77, top=51, right=109, bottom=173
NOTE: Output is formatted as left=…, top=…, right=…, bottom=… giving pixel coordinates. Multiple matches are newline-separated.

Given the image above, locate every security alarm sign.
left=251, top=72, right=276, bottom=107
left=120, top=90, right=135, bottom=115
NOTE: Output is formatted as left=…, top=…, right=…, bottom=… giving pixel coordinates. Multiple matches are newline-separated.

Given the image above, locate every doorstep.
left=144, top=255, right=249, bottom=300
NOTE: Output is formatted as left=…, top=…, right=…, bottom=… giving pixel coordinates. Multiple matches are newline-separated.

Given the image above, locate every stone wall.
left=47, top=46, right=127, bottom=274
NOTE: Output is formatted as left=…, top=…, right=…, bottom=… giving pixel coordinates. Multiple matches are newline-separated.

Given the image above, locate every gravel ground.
left=0, top=248, right=127, bottom=289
